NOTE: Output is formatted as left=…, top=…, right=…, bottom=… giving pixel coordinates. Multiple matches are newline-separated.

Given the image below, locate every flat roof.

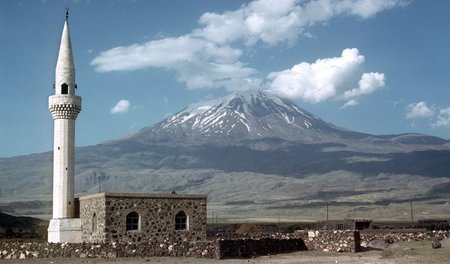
left=79, top=192, right=207, bottom=201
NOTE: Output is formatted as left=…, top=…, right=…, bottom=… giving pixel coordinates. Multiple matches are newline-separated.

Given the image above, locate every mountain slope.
left=1, top=90, right=450, bottom=220
left=132, top=90, right=368, bottom=145
left=130, top=90, right=448, bottom=152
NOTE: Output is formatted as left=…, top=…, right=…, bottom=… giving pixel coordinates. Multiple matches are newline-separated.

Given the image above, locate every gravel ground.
left=1, top=238, right=449, bottom=264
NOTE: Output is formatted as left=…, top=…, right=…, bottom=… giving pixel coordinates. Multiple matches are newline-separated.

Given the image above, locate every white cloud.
left=433, top=107, right=450, bottom=127
left=194, top=0, right=405, bottom=46
left=341, top=99, right=359, bottom=108
left=194, top=0, right=300, bottom=46
left=92, top=36, right=242, bottom=72
left=92, top=36, right=258, bottom=91
left=344, top=72, right=385, bottom=98
left=111, top=100, right=130, bottom=114
left=335, top=0, right=407, bottom=19
left=405, top=102, right=433, bottom=119
left=91, top=0, right=402, bottom=92
left=268, top=48, right=385, bottom=104
left=405, top=103, right=450, bottom=129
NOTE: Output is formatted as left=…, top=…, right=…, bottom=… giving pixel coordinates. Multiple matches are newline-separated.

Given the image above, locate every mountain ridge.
left=1, top=90, right=450, bottom=220
left=131, top=90, right=361, bottom=143
left=121, top=90, right=448, bottom=153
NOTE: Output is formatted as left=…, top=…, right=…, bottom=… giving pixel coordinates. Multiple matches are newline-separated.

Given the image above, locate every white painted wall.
left=52, top=118, right=76, bottom=218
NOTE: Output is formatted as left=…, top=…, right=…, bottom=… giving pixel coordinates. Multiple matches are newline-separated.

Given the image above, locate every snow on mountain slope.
left=122, top=89, right=449, bottom=153
left=137, top=90, right=355, bottom=144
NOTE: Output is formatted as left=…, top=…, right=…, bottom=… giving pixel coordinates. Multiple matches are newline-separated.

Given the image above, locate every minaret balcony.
left=49, top=95, right=82, bottom=120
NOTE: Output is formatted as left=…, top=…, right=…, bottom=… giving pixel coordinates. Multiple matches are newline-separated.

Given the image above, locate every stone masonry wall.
left=3, top=230, right=447, bottom=259
left=217, top=238, right=307, bottom=258
left=80, top=195, right=106, bottom=242
left=0, top=238, right=306, bottom=260
left=80, top=193, right=207, bottom=244
left=0, top=241, right=218, bottom=259
left=294, top=230, right=360, bottom=252
left=360, top=230, right=449, bottom=247
left=295, top=229, right=449, bottom=252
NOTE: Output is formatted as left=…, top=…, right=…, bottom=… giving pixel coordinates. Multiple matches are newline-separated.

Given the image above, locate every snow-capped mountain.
left=2, top=90, right=450, bottom=219
left=135, top=90, right=362, bottom=144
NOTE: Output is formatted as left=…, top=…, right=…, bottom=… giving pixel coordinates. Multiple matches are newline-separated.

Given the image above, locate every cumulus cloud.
left=92, top=36, right=258, bottom=91
left=405, top=102, right=433, bottom=119
left=341, top=99, right=359, bottom=108
left=111, top=100, right=130, bottom=114
left=268, top=48, right=385, bottom=104
left=194, top=0, right=405, bottom=46
left=92, top=36, right=242, bottom=72
left=335, top=0, right=407, bottom=19
left=405, top=102, right=450, bottom=129
left=91, top=0, right=402, bottom=92
left=344, top=72, right=385, bottom=98
left=194, top=0, right=300, bottom=46
left=433, top=107, right=450, bottom=127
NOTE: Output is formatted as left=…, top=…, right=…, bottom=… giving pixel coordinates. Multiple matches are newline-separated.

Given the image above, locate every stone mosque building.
left=47, top=11, right=207, bottom=244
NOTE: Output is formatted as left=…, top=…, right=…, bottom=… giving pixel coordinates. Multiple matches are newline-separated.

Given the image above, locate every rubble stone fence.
left=2, top=230, right=448, bottom=259
left=216, top=237, right=307, bottom=258
left=293, top=229, right=450, bottom=253
left=0, top=237, right=305, bottom=260
left=294, top=230, right=360, bottom=252
left=0, top=241, right=218, bottom=259
left=360, top=229, right=449, bottom=247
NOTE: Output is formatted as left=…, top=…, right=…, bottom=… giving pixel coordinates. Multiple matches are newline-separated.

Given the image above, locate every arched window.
left=92, top=213, right=97, bottom=233
left=175, top=211, right=187, bottom=230
left=61, top=83, right=68, bottom=94
left=126, top=212, right=140, bottom=231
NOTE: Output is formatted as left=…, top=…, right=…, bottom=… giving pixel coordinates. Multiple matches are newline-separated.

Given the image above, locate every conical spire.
left=55, top=9, right=76, bottom=95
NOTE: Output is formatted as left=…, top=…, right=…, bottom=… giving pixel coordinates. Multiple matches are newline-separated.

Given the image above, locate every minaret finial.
left=65, top=8, right=69, bottom=21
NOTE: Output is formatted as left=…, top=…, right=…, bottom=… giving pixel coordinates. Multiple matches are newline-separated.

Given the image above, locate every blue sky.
left=1, top=0, right=450, bottom=157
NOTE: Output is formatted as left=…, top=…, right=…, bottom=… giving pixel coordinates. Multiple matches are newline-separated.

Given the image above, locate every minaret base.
left=48, top=218, right=82, bottom=243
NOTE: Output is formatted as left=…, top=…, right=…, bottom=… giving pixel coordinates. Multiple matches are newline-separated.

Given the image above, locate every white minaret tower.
left=47, top=9, right=82, bottom=243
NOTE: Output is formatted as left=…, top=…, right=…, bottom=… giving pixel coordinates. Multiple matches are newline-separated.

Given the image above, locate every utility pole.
left=326, top=201, right=329, bottom=221
left=410, top=201, right=414, bottom=225
left=98, top=174, right=101, bottom=193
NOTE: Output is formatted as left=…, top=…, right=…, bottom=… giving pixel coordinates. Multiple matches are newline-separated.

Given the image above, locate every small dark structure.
left=316, top=219, right=373, bottom=230
left=418, top=219, right=450, bottom=231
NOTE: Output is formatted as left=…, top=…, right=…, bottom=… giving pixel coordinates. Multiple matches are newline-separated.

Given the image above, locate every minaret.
left=47, top=9, right=82, bottom=243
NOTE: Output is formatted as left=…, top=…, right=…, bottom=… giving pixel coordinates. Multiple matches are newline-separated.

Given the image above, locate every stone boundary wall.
left=360, top=230, right=449, bottom=247
left=0, top=238, right=305, bottom=260
left=2, top=230, right=448, bottom=259
left=0, top=241, right=218, bottom=259
left=216, top=237, right=307, bottom=258
left=294, top=229, right=450, bottom=252
left=294, top=230, right=360, bottom=253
